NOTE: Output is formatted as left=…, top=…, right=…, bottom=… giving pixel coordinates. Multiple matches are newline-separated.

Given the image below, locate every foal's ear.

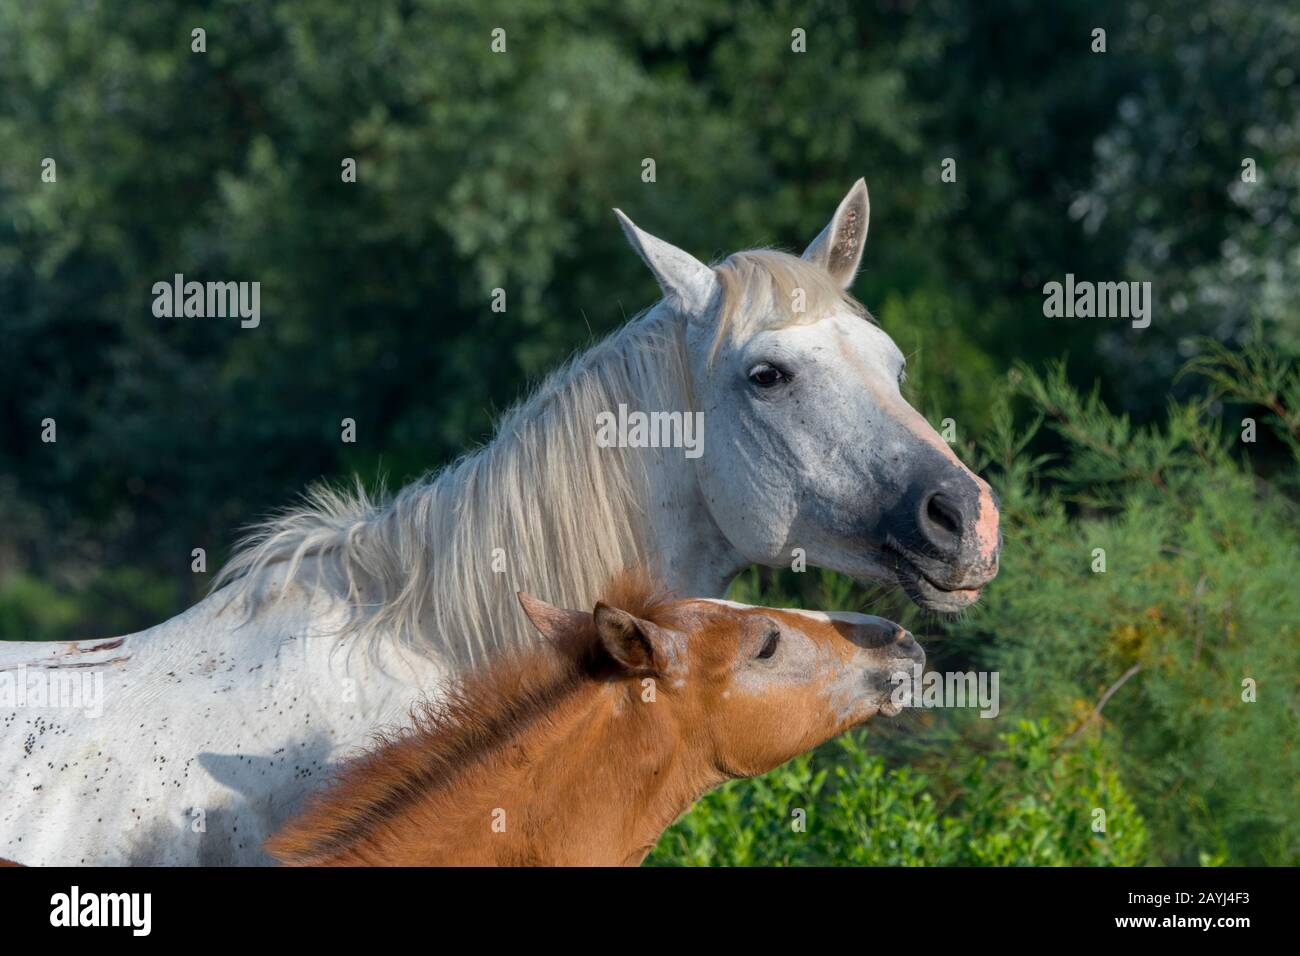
left=593, top=602, right=666, bottom=674
left=614, top=209, right=719, bottom=319
left=517, top=592, right=590, bottom=642
left=801, top=178, right=870, bottom=289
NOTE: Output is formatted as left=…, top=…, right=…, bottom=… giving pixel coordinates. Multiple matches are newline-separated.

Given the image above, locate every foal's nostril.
left=855, top=620, right=904, bottom=649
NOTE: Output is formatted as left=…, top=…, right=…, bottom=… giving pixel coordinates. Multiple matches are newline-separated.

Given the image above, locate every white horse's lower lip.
left=884, top=547, right=983, bottom=610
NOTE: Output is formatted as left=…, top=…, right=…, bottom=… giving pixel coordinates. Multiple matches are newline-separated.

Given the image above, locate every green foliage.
left=4, top=0, right=1297, bottom=640
left=1180, top=325, right=1300, bottom=466
left=0, top=0, right=1295, bottom=866
left=657, top=346, right=1298, bottom=867
left=652, top=720, right=1147, bottom=866
left=0, top=575, right=80, bottom=641
left=953, top=359, right=1300, bottom=865
left=0, top=567, right=179, bottom=642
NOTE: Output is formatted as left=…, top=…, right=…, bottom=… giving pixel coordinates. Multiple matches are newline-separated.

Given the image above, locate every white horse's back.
left=0, top=565, right=449, bottom=865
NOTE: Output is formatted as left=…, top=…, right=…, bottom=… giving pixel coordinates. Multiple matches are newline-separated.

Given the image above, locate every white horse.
left=0, top=180, right=999, bottom=865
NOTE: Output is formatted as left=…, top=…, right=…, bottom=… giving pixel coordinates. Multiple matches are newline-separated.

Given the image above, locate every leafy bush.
left=652, top=720, right=1147, bottom=866
left=655, top=339, right=1299, bottom=866
left=0, top=567, right=178, bottom=642
left=954, top=345, right=1300, bottom=865
left=5, top=0, right=1297, bottom=641
left=0, top=574, right=81, bottom=641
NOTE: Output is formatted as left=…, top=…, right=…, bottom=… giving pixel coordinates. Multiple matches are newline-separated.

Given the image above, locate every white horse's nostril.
left=919, top=490, right=965, bottom=553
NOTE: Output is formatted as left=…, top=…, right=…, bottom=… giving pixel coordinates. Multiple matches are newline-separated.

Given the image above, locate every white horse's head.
left=615, top=180, right=1000, bottom=612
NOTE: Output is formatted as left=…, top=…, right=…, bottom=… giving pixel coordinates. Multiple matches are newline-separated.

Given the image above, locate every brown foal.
left=267, top=571, right=923, bottom=866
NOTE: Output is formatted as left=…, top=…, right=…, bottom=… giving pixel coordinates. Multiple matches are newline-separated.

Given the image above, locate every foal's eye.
left=748, top=363, right=789, bottom=388
left=757, top=628, right=780, bottom=659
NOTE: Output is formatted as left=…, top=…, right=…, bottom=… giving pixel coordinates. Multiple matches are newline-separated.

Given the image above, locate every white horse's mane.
left=211, top=249, right=862, bottom=666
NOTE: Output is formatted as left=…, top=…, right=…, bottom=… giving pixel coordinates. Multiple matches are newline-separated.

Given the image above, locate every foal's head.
left=521, top=576, right=924, bottom=778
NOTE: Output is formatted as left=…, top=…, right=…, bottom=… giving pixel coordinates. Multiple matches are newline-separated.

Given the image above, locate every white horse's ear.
left=614, top=209, right=719, bottom=318
left=802, top=178, right=870, bottom=289
left=517, top=592, right=589, bottom=642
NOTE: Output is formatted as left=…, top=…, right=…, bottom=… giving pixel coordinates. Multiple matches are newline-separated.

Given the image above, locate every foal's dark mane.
left=267, top=569, right=675, bottom=864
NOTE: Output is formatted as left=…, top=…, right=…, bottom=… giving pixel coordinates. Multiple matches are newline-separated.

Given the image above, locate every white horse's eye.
left=748, top=363, right=789, bottom=388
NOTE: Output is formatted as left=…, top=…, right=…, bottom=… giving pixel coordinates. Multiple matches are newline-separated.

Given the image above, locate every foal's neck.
left=346, top=679, right=718, bottom=866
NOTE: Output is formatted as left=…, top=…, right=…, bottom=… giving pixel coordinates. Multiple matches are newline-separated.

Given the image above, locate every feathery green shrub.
left=654, top=339, right=1299, bottom=866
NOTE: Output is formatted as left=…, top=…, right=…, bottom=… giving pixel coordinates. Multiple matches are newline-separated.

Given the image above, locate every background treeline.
left=1, top=1, right=1296, bottom=864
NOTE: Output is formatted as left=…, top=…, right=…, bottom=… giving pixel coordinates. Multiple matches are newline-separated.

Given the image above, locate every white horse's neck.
left=215, top=302, right=743, bottom=670
left=608, top=305, right=745, bottom=596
